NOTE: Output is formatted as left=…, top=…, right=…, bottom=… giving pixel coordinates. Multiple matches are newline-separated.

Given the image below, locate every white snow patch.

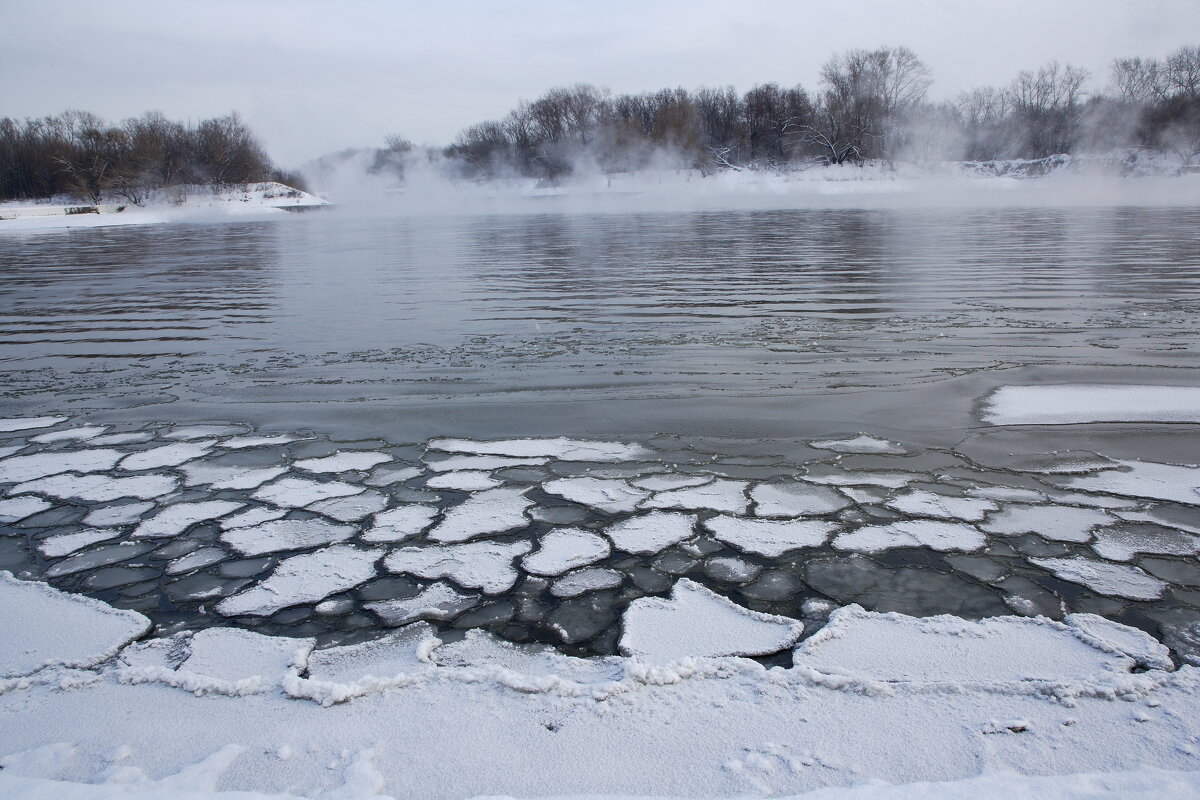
left=984, top=384, right=1200, bottom=425
left=216, top=546, right=381, bottom=616
left=604, top=512, right=697, bottom=554
left=1065, top=613, right=1173, bottom=671
left=383, top=540, right=533, bottom=594
left=885, top=489, right=997, bottom=522
left=0, top=416, right=68, bottom=433
left=522, top=528, right=612, bottom=576
left=0, top=495, right=51, bottom=523
left=252, top=477, right=364, bottom=507
left=642, top=479, right=750, bottom=514
left=542, top=477, right=649, bottom=513
left=833, top=520, right=986, bottom=553
left=179, top=463, right=289, bottom=490
left=981, top=503, right=1114, bottom=542
left=131, top=501, right=244, bottom=539
left=0, top=571, right=149, bottom=677
left=12, top=473, right=178, bottom=501
left=426, top=487, right=532, bottom=543
left=1091, top=525, right=1200, bottom=561
left=0, top=449, right=122, bottom=483
left=119, top=441, right=216, bottom=471
left=1062, top=460, right=1200, bottom=506
left=29, top=425, right=108, bottom=444
left=37, top=529, right=120, bottom=558
left=810, top=434, right=905, bottom=454
left=294, top=451, right=392, bottom=473
left=361, top=505, right=439, bottom=542
left=752, top=482, right=852, bottom=517
left=703, top=515, right=838, bottom=557
left=620, top=578, right=804, bottom=661
left=1029, top=557, right=1167, bottom=600
left=428, top=436, right=651, bottom=462
left=307, top=490, right=388, bottom=522
left=170, top=628, right=313, bottom=694
left=426, top=471, right=501, bottom=491
left=298, top=623, right=440, bottom=704
left=221, top=518, right=356, bottom=556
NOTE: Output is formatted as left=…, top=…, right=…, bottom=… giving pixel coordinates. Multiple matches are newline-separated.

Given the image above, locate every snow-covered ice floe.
left=983, top=384, right=1200, bottom=425
left=428, top=436, right=651, bottom=462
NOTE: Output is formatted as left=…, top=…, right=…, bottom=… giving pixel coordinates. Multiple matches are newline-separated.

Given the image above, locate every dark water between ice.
left=2, top=207, right=1199, bottom=660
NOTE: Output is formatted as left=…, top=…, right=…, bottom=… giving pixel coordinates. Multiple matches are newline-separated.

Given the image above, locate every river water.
left=1, top=206, right=1199, bottom=659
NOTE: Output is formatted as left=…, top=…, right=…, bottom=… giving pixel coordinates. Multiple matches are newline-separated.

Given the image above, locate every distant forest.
left=4, top=43, right=1199, bottom=202
left=0, top=111, right=302, bottom=203
left=425, top=44, right=1200, bottom=181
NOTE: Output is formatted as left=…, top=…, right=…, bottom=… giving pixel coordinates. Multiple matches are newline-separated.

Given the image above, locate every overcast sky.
left=3, top=0, right=1197, bottom=165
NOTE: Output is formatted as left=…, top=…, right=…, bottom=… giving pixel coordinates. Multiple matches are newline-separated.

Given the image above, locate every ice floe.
left=0, top=448, right=122, bottom=483
left=984, top=384, right=1200, bottom=425
left=551, top=567, right=623, bottom=597
left=365, top=583, right=479, bottom=626
left=300, top=623, right=439, bottom=703
left=1091, top=524, right=1200, bottom=561
left=1061, top=460, right=1200, bottom=506
left=980, top=503, right=1114, bottom=542
left=425, top=471, right=502, bottom=491
left=383, top=540, right=533, bottom=594
left=132, top=500, right=244, bottom=539
left=751, top=482, right=851, bottom=517
left=428, top=436, right=651, bottom=462
left=166, top=547, right=228, bottom=575
left=13, top=472, right=178, bottom=501
left=629, top=474, right=712, bottom=491
left=426, top=487, right=532, bottom=543
left=703, top=556, right=761, bottom=583
left=307, top=490, right=388, bottom=521
left=1065, top=612, right=1173, bottom=670
left=619, top=578, right=804, bottom=661
left=294, top=451, right=393, bottom=473
left=885, top=489, right=997, bottom=521
left=218, top=506, right=288, bottom=530
left=169, top=628, right=312, bottom=692
left=220, top=434, right=302, bottom=449
left=363, top=465, right=423, bottom=486
left=221, top=518, right=356, bottom=556
left=0, top=416, right=68, bottom=433
left=793, top=605, right=1142, bottom=682
left=252, top=477, right=364, bottom=507
left=1029, top=556, right=1167, bottom=600
left=542, top=477, right=649, bottom=513
left=642, top=479, right=750, bottom=514
left=522, top=528, right=612, bottom=576
left=119, top=440, right=216, bottom=471
left=164, top=425, right=244, bottom=440
left=28, top=425, right=108, bottom=444
left=36, top=528, right=120, bottom=558
left=803, top=470, right=917, bottom=489
left=0, top=495, right=51, bottom=522
left=702, top=515, right=838, bottom=557
left=833, top=520, right=986, bottom=553
left=89, top=432, right=153, bottom=445
left=604, top=511, right=697, bottom=554
left=216, top=545, right=381, bottom=616
left=0, top=571, right=149, bottom=677
left=81, top=501, right=154, bottom=526
left=809, top=434, right=905, bottom=454
left=425, top=454, right=548, bottom=472
left=362, top=505, right=439, bottom=542
left=179, top=463, right=289, bottom=490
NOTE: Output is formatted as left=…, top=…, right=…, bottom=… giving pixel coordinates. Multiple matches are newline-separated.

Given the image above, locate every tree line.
left=439, top=44, right=1200, bottom=180
left=0, top=110, right=300, bottom=203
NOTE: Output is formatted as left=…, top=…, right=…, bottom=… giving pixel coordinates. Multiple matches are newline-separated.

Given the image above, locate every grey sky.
left=2, top=0, right=1196, bottom=165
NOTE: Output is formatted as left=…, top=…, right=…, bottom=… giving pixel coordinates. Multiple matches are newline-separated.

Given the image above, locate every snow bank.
left=983, top=385, right=1200, bottom=425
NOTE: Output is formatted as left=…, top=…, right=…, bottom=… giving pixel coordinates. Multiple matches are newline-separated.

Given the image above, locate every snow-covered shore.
left=0, top=183, right=328, bottom=232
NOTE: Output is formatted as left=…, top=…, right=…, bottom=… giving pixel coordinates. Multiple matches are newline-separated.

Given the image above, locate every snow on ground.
left=1059, top=460, right=1200, bottom=506
left=383, top=540, right=533, bottom=594
left=620, top=578, right=805, bottom=660
left=809, top=434, right=905, bottom=454
left=703, top=515, right=838, bottom=557
left=216, top=546, right=381, bottom=616
left=426, top=487, right=532, bottom=543
left=522, top=528, right=612, bottom=576
left=1028, top=557, right=1167, bottom=601
left=833, top=520, right=986, bottom=554
left=428, top=436, right=652, bottom=462
left=0, top=571, right=148, bottom=677
left=984, top=384, right=1200, bottom=425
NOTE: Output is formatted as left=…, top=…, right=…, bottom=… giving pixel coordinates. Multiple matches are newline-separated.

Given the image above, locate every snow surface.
left=425, top=471, right=501, bottom=491
left=642, top=479, right=750, bottom=514
left=179, top=463, right=289, bottom=490
left=620, top=578, right=805, bottom=661
left=81, top=501, right=154, bottom=527
left=603, top=511, right=697, bottom=554
left=981, top=503, right=1113, bottom=542
left=752, top=482, right=852, bottom=517
left=252, top=477, right=364, bottom=507
left=361, top=505, right=438, bottom=542
left=885, top=489, right=997, bottom=522
left=119, top=441, right=215, bottom=471
left=1029, top=557, right=1167, bottom=600
left=425, top=487, right=532, bottom=543
left=0, top=416, right=68, bottom=432
left=703, top=515, right=838, bottom=557
left=364, top=583, right=478, bottom=626
left=294, top=451, right=392, bottom=473
left=984, top=384, right=1200, bottom=425
left=220, top=518, right=356, bottom=556
left=131, top=501, right=244, bottom=539
left=28, top=425, right=108, bottom=444
left=383, top=540, right=533, bottom=594
left=36, top=529, right=120, bottom=558
left=1091, top=525, right=1200, bottom=561
left=833, top=520, right=986, bottom=553
left=0, top=449, right=122, bottom=483
left=542, top=477, right=649, bottom=513
left=522, top=528, right=612, bottom=576
left=809, top=434, right=905, bottom=454
left=0, top=572, right=148, bottom=677
left=216, top=546, right=381, bottom=616
left=307, top=491, right=388, bottom=521
left=1062, top=460, right=1200, bottom=506
left=12, top=472, right=177, bottom=501
left=0, top=495, right=52, bottom=522
left=428, top=436, right=651, bottom=462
